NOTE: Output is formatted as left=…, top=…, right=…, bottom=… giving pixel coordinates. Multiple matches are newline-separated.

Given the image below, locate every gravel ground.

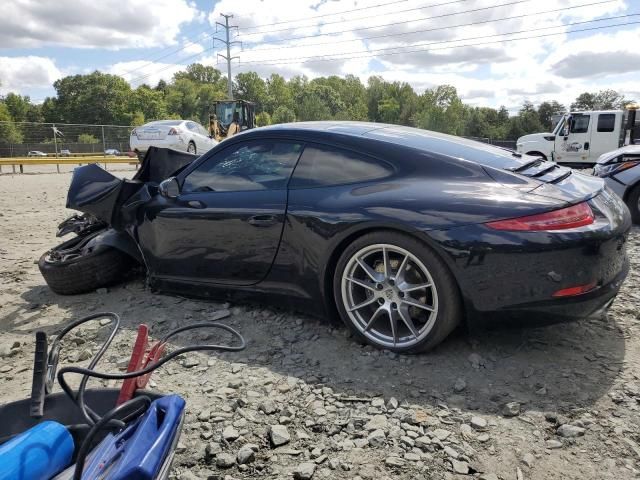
left=0, top=171, right=639, bottom=480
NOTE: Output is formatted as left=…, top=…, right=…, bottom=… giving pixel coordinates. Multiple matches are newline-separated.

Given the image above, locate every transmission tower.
left=214, top=13, right=241, bottom=100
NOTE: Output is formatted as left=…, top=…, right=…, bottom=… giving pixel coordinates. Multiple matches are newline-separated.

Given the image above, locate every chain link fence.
left=0, top=121, right=133, bottom=157
left=464, top=136, right=517, bottom=150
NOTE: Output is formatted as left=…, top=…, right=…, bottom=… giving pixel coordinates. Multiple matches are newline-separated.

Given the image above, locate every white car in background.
left=130, top=120, right=217, bottom=158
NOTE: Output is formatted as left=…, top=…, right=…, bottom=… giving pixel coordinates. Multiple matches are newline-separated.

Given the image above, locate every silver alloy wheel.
left=340, top=243, right=439, bottom=349
left=187, top=142, right=196, bottom=154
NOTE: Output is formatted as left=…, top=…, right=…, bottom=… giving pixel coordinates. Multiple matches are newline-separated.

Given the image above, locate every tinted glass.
left=290, top=145, right=393, bottom=188
left=570, top=114, right=590, bottom=134
left=183, top=140, right=303, bottom=192
left=597, top=113, right=616, bottom=132
left=186, top=122, right=198, bottom=131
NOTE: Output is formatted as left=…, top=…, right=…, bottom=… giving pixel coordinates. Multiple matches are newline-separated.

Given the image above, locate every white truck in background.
left=516, top=105, right=639, bottom=166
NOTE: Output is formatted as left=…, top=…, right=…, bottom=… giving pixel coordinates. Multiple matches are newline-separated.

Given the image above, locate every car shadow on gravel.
left=7, top=279, right=627, bottom=417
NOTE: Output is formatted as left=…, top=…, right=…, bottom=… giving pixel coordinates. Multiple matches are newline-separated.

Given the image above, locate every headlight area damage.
left=39, top=147, right=198, bottom=295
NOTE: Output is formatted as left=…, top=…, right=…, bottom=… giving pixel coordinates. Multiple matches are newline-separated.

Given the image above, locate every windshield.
left=215, top=102, right=242, bottom=126
left=147, top=120, right=182, bottom=126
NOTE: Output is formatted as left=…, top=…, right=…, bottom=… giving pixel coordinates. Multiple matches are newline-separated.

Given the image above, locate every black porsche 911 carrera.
left=40, top=122, right=631, bottom=353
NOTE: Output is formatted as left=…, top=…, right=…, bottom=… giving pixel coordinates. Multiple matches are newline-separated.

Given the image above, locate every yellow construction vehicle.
left=209, top=100, right=256, bottom=141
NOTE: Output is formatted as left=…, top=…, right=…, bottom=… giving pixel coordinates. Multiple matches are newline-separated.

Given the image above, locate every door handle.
left=584, top=142, right=589, bottom=150
left=248, top=214, right=277, bottom=227
left=187, top=200, right=206, bottom=209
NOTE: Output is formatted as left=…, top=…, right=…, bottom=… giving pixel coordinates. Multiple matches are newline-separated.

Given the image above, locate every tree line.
left=0, top=63, right=633, bottom=144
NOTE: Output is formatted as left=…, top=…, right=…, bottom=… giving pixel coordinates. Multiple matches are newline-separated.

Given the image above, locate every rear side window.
left=290, top=145, right=392, bottom=188
left=570, top=114, right=590, bottom=134
left=597, top=113, right=616, bottom=132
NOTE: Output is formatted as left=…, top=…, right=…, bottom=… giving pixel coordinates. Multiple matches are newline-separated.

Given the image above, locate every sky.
left=1, top=0, right=639, bottom=113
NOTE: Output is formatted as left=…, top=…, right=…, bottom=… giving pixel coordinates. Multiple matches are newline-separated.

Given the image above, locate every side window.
left=182, top=140, right=303, bottom=192
left=186, top=122, right=198, bottom=132
left=569, top=115, right=590, bottom=134
left=597, top=114, right=616, bottom=133
left=290, top=145, right=393, bottom=188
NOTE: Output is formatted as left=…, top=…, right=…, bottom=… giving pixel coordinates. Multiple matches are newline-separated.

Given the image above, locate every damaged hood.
left=66, top=147, right=198, bottom=228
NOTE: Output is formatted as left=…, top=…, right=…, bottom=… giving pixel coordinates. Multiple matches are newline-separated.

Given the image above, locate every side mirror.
left=159, top=177, right=180, bottom=199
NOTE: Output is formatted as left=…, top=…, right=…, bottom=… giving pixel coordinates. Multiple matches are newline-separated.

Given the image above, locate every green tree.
left=570, top=89, right=632, bottom=110
left=0, top=102, right=23, bottom=143
left=271, top=106, right=296, bottom=124
left=265, top=74, right=294, bottom=114
left=131, top=85, right=168, bottom=122
left=3, top=93, right=31, bottom=122
left=77, top=133, right=100, bottom=144
left=47, top=71, right=134, bottom=124
left=537, top=100, right=565, bottom=130
left=416, top=85, right=464, bottom=134
left=234, top=72, right=268, bottom=110
left=508, top=101, right=543, bottom=138
left=256, top=111, right=272, bottom=126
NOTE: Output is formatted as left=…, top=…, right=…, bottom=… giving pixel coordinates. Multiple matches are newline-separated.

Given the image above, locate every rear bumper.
left=131, top=139, right=186, bottom=153
left=481, top=255, right=628, bottom=326
left=427, top=189, right=631, bottom=325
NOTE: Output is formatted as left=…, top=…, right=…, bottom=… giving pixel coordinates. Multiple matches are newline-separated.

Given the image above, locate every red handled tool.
left=116, top=324, right=171, bottom=405
left=116, top=324, right=149, bottom=405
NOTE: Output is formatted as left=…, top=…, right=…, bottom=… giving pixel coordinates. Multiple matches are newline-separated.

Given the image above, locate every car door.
left=589, top=112, right=620, bottom=162
left=185, top=122, right=203, bottom=152
left=554, top=113, right=591, bottom=163
left=135, top=139, right=304, bottom=286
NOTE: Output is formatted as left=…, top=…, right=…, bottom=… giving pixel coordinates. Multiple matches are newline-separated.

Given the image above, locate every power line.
left=236, top=17, right=639, bottom=67
left=241, top=0, right=617, bottom=53
left=240, top=0, right=409, bottom=30
left=116, top=0, right=412, bottom=77
left=127, top=47, right=214, bottom=86
left=240, top=0, right=532, bottom=46
left=238, top=0, right=472, bottom=37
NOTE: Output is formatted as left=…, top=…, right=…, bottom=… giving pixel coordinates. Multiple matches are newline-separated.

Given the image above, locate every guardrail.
left=0, top=156, right=138, bottom=174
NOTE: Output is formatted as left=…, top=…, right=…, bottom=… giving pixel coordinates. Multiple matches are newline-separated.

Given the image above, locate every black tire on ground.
left=626, top=183, right=640, bottom=224
left=38, top=237, right=134, bottom=295
left=333, top=231, right=463, bottom=353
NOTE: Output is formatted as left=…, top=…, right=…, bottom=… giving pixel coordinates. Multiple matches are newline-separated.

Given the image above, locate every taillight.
left=168, top=128, right=181, bottom=135
left=486, top=202, right=594, bottom=231
left=552, top=281, right=597, bottom=298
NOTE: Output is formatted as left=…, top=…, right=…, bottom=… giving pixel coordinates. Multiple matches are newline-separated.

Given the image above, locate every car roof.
left=596, top=144, right=640, bottom=163
left=250, top=121, right=520, bottom=167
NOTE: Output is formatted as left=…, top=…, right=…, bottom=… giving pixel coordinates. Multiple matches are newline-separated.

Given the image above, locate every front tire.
left=626, top=183, right=640, bottom=224
left=333, top=231, right=462, bottom=353
left=39, top=235, right=134, bottom=295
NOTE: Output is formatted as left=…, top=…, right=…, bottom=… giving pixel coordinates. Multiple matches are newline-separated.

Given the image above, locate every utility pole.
left=214, top=14, right=241, bottom=100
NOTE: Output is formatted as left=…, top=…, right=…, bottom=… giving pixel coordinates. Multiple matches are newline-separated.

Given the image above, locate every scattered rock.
left=222, top=425, right=240, bottom=442
left=293, top=462, right=316, bottom=480
left=557, top=424, right=585, bottom=438
left=269, top=425, right=291, bottom=447
left=522, top=452, right=535, bottom=468
left=215, top=452, right=236, bottom=468
left=546, top=439, right=563, bottom=449
left=364, top=415, right=389, bottom=431
left=502, top=402, right=521, bottom=417
left=367, top=429, right=386, bottom=447
left=236, top=444, right=255, bottom=464
left=385, top=456, right=405, bottom=468
left=454, top=378, right=467, bottom=392
left=471, top=416, right=487, bottom=431
left=451, top=459, right=469, bottom=474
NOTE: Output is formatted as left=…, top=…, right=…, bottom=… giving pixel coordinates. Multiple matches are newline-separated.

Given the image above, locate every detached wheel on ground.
left=333, top=231, right=463, bottom=353
left=39, top=234, right=134, bottom=295
left=626, top=183, right=640, bottom=224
